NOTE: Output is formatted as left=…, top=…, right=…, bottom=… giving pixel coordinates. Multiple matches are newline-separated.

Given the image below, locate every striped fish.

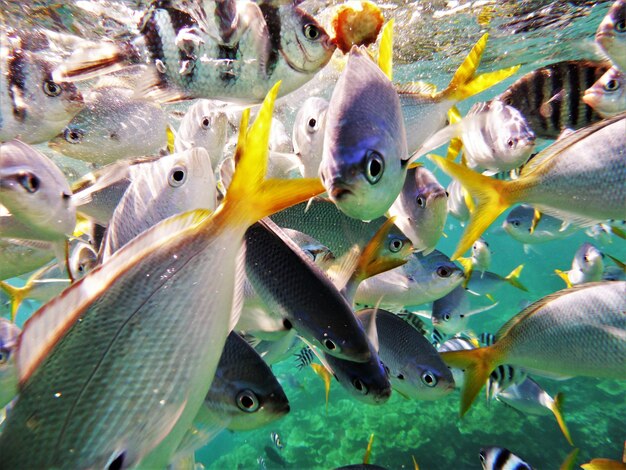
left=294, top=347, right=315, bottom=371
left=479, top=332, right=496, bottom=346
left=486, top=364, right=528, bottom=400
left=496, top=60, right=610, bottom=139
left=479, top=447, right=532, bottom=470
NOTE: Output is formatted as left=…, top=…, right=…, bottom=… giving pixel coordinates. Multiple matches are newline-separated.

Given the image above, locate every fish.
left=583, top=66, right=626, bottom=118
left=447, top=179, right=471, bottom=222
left=48, top=86, right=169, bottom=165
left=173, top=99, right=231, bottom=166
left=271, top=431, right=284, bottom=450
left=0, top=139, right=75, bottom=269
left=437, top=335, right=477, bottom=389
left=596, top=0, right=626, bottom=72
left=431, top=285, right=498, bottom=336
left=495, top=60, right=610, bottom=139
left=486, top=364, right=528, bottom=399
left=292, top=96, right=328, bottom=178
left=354, top=250, right=464, bottom=311
left=0, top=46, right=83, bottom=144
left=294, top=346, right=315, bottom=370
left=319, top=36, right=409, bottom=221
left=356, top=308, right=455, bottom=401
left=429, top=112, right=626, bottom=260
left=492, top=377, right=573, bottom=446
left=0, top=238, right=55, bottom=281
left=100, top=148, right=217, bottom=260
left=502, top=205, right=578, bottom=245
left=465, top=265, right=528, bottom=298
left=258, top=456, right=267, bottom=470
left=555, top=242, right=605, bottom=288
left=54, top=0, right=336, bottom=104
left=244, top=218, right=371, bottom=361
left=399, top=34, right=520, bottom=157
left=479, top=447, right=532, bottom=470
left=457, top=238, right=491, bottom=278
left=440, top=281, right=626, bottom=416
left=264, top=444, right=288, bottom=467
left=415, top=100, right=536, bottom=174
left=387, top=165, right=448, bottom=255
left=0, top=318, right=20, bottom=409
left=0, top=83, right=324, bottom=467
left=281, top=229, right=335, bottom=267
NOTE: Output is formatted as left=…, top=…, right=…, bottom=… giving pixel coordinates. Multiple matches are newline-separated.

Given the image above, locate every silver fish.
left=0, top=318, right=20, bottom=409
left=387, top=165, right=448, bottom=255
left=447, top=179, right=470, bottom=222
left=431, top=285, right=497, bottom=336
left=555, top=242, right=604, bottom=287
left=596, top=0, right=626, bottom=72
left=357, top=308, right=455, bottom=401
left=0, top=47, right=83, bottom=144
left=583, top=66, right=626, bottom=118
left=479, top=447, right=532, bottom=470
left=55, top=0, right=336, bottom=104
left=502, top=205, right=578, bottom=245
left=292, top=96, right=328, bottom=178
left=465, top=265, right=527, bottom=297
left=319, top=46, right=409, bottom=221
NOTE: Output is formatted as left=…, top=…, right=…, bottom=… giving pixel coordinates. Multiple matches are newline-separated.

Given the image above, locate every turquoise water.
left=2, top=0, right=625, bottom=468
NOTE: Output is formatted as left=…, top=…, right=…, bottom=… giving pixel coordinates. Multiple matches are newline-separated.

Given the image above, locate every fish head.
left=490, top=102, right=536, bottom=168
left=479, top=447, right=529, bottom=470
left=471, top=238, right=491, bottom=269
left=391, top=357, right=456, bottom=401
left=293, top=97, right=328, bottom=178
left=405, top=251, right=465, bottom=300
left=320, top=47, right=408, bottom=220
left=431, top=285, right=469, bottom=335
left=573, top=242, right=604, bottom=278
left=596, top=0, right=626, bottom=63
left=278, top=5, right=336, bottom=73
left=69, top=241, right=98, bottom=280
left=446, top=179, right=470, bottom=222
left=583, top=66, right=625, bottom=118
left=380, top=230, right=413, bottom=265
left=502, top=205, right=535, bottom=241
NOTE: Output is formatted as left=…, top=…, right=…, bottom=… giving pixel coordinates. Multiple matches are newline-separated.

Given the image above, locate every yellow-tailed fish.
left=400, top=34, right=520, bottom=158
left=554, top=242, right=604, bottom=288
left=479, top=447, right=532, bottom=470
left=429, top=112, right=626, bottom=260
left=0, top=82, right=324, bottom=468
left=503, top=205, right=578, bottom=246
left=441, top=281, right=626, bottom=417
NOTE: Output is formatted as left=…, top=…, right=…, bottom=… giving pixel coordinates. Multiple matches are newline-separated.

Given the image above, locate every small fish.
left=319, top=35, right=409, bottom=221
left=354, top=251, right=464, bottom=311
left=264, top=445, right=288, bottom=467
left=258, top=456, right=267, bottom=470
left=431, top=285, right=498, bottom=336
left=596, top=0, right=626, bottom=72
left=55, top=0, right=336, bottom=104
left=447, top=179, right=470, bottom=222
left=479, top=332, right=496, bottom=346
left=0, top=47, right=83, bottom=144
left=479, top=447, right=532, bottom=470
left=294, top=346, right=315, bottom=370
left=271, top=431, right=284, bottom=450
left=387, top=165, right=448, bottom=255
left=555, top=242, right=605, bottom=288
left=583, top=66, right=626, bottom=118
left=441, top=281, right=626, bottom=416
left=457, top=238, right=492, bottom=278
left=496, top=60, right=610, bottom=138
left=0, top=318, right=20, bottom=409
left=503, top=205, right=578, bottom=245
left=357, top=308, right=455, bottom=401
left=486, top=364, right=528, bottom=400
left=48, top=86, right=169, bottom=165
left=465, top=265, right=528, bottom=297
left=492, top=377, right=573, bottom=446
left=430, top=112, right=626, bottom=260
left=292, top=96, right=328, bottom=178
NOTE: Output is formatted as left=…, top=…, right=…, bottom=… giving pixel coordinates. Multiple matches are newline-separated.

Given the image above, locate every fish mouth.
left=329, top=183, right=353, bottom=200
left=596, top=30, right=614, bottom=42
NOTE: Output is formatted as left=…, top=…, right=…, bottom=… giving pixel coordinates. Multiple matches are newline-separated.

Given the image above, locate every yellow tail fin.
left=559, top=448, right=579, bottom=470
left=504, top=264, right=528, bottom=292
left=444, top=34, right=520, bottom=102
left=428, top=154, right=518, bottom=259
left=439, top=345, right=501, bottom=416
left=310, top=363, right=332, bottom=412
left=0, top=281, right=29, bottom=322
left=446, top=109, right=464, bottom=161
left=219, top=82, right=324, bottom=227
left=378, top=20, right=393, bottom=80
left=551, top=392, right=574, bottom=446
left=363, top=433, right=374, bottom=464
left=359, top=216, right=411, bottom=280
left=554, top=269, right=573, bottom=288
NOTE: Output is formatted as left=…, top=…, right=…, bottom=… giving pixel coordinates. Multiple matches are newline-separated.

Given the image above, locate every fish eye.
left=421, top=371, right=438, bottom=387
left=17, top=172, right=40, bottom=193
left=42, top=79, right=62, bottom=97
left=0, top=348, right=10, bottom=364
left=507, top=138, right=516, bottom=148
left=64, top=127, right=84, bottom=144
left=604, top=79, right=620, bottom=92
left=511, top=220, right=520, bottom=227
left=236, top=389, right=260, bottom=412
left=616, top=19, right=626, bottom=33
left=389, top=238, right=403, bottom=253
left=416, top=195, right=426, bottom=207
left=307, top=117, right=318, bottom=132
left=352, top=378, right=368, bottom=395
left=168, top=166, right=187, bottom=187
left=323, top=338, right=337, bottom=352
left=364, top=150, right=384, bottom=184
left=443, top=313, right=450, bottom=321
left=436, top=266, right=452, bottom=278
left=303, top=24, right=321, bottom=41
left=397, top=373, right=405, bottom=380
left=201, top=116, right=211, bottom=129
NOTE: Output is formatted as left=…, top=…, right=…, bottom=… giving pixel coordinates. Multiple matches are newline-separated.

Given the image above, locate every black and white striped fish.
left=479, top=447, right=533, bottom=470
left=479, top=332, right=496, bottom=346
left=486, top=365, right=528, bottom=400
left=270, top=431, right=284, bottom=450
left=293, top=346, right=315, bottom=370
left=496, top=60, right=610, bottom=139
left=54, top=0, right=336, bottom=104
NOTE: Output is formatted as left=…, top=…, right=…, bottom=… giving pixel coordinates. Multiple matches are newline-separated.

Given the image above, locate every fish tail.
left=53, top=41, right=140, bottom=82
left=440, top=345, right=501, bottom=416
left=378, top=20, right=393, bottom=80
left=428, top=154, right=519, bottom=259
left=359, top=216, right=410, bottom=279
left=554, top=269, right=573, bottom=288
left=504, top=264, right=528, bottom=292
left=551, top=392, right=574, bottom=446
left=363, top=433, right=374, bottom=464
left=219, top=82, right=324, bottom=227
left=310, top=363, right=332, bottom=412
left=445, top=33, right=520, bottom=102
left=0, top=281, right=28, bottom=322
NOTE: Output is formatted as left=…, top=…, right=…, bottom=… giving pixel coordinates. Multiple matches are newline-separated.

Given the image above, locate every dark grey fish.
left=245, top=218, right=371, bottom=362
left=264, top=445, right=287, bottom=467
left=497, top=60, right=610, bottom=138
